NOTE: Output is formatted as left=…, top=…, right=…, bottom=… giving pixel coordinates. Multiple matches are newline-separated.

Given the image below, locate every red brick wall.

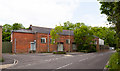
left=12, top=32, right=99, bottom=53
left=12, top=32, right=35, bottom=53
left=36, top=33, right=75, bottom=52
left=93, top=38, right=99, bottom=51
left=12, top=32, right=75, bottom=53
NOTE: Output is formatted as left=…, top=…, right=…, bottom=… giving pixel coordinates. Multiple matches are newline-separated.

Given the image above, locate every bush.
left=0, top=58, right=4, bottom=62
left=29, top=50, right=36, bottom=53
left=109, top=52, right=120, bottom=70
left=40, top=52, right=52, bottom=53
left=53, top=52, right=66, bottom=54
left=116, top=48, right=120, bottom=52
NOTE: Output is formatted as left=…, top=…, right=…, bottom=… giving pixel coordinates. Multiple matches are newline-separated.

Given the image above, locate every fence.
left=2, top=42, right=12, bottom=53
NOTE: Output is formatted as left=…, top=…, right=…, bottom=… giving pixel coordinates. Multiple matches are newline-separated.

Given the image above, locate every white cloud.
left=0, top=0, right=81, bottom=28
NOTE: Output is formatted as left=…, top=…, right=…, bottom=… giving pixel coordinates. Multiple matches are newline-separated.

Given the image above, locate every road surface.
left=2, top=51, right=115, bottom=70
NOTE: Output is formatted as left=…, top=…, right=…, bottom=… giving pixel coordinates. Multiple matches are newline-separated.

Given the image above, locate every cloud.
left=0, top=0, right=81, bottom=28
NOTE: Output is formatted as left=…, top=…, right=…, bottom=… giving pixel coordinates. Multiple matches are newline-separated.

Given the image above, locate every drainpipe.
left=48, top=33, right=49, bottom=52
left=14, top=38, right=16, bottom=54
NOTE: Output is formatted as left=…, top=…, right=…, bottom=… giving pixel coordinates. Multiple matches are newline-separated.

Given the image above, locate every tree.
left=2, top=23, right=25, bottom=42
left=74, top=25, right=94, bottom=51
left=50, top=25, right=63, bottom=44
left=62, top=21, right=85, bottom=30
left=91, top=27, right=116, bottom=47
left=12, top=23, right=25, bottom=30
left=99, top=1, right=120, bottom=48
left=2, top=24, right=12, bottom=42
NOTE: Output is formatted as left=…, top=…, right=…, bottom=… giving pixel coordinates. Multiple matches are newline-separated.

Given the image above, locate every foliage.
left=62, top=21, right=85, bottom=30
left=91, top=27, right=116, bottom=47
left=74, top=25, right=94, bottom=51
left=116, top=48, right=120, bottom=52
left=53, top=51, right=66, bottom=54
left=2, top=24, right=12, bottom=42
left=2, top=23, right=25, bottom=42
left=99, top=1, right=120, bottom=48
left=12, top=23, right=25, bottom=30
left=109, top=52, right=120, bottom=70
left=50, top=24, right=63, bottom=44
left=0, top=58, right=4, bottom=62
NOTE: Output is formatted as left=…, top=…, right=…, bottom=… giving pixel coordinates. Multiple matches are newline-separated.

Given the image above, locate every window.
left=66, top=39, right=70, bottom=44
left=94, top=40, right=97, bottom=44
left=41, top=38, right=46, bottom=43
left=50, top=39, right=55, bottom=44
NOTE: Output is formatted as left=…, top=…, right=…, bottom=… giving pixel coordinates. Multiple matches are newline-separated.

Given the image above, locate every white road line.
left=79, top=58, right=88, bottom=62
left=56, top=63, right=72, bottom=69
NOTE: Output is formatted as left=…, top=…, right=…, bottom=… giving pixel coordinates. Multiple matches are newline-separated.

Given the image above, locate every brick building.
left=11, top=25, right=100, bottom=53
left=0, top=25, right=2, bottom=58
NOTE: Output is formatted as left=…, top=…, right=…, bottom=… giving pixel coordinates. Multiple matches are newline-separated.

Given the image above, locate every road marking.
left=56, top=63, right=72, bottom=69
left=79, top=58, right=88, bottom=62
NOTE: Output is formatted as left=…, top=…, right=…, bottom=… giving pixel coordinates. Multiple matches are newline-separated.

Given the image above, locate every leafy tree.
left=91, top=27, right=116, bottom=47
left=50, top=25, right=63, bottom=44
left=74, top=25, right=94, bottom=51
left=99, top=1, right=120, bottom=48
left=2, top=23, right=25, bottom=42
left=12, top=23, right=25, bottom=30
left=2, top=24, right=12, bottom=42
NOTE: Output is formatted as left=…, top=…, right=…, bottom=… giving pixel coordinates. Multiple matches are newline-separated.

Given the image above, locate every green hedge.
left=53, top=52, right=66, bottom=54
left=109, top=52, right=120, bottom=71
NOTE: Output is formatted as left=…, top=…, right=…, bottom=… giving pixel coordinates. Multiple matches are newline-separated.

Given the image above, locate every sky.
left=0, top=0, right=109, bottom=28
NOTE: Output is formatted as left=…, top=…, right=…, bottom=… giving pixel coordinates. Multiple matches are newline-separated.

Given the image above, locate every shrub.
left=109, top=52, right=120, bottom=70
left=53, top=52, right=66, bottom=54
left=29, top=50, right=36, bottom=53
left=116, top=48, right=120, bottom=52
left=0, top=58, right=4, bottom=62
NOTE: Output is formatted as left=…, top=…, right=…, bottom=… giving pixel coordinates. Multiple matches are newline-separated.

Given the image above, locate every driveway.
left=2, top=51, right=115, bottom=70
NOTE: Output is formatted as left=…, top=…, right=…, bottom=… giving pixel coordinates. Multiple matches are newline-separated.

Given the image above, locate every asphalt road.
left=2, top=51, right=115, bottom=70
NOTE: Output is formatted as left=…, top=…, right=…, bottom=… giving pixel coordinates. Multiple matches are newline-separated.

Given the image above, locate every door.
left=72, top=44, right=77, bottom=50
left=57, top=44, right=63, bottom=51
left=30, top=42, right=36, bottom=51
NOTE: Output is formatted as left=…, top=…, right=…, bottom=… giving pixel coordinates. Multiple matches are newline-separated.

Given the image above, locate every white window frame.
left=41, top=38, right=46, bottom=43
left=66, top=39, right=70, bottom=44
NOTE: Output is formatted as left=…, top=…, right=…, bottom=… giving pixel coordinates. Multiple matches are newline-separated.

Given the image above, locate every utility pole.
left=69, top=28, right=72, bottom=52
left=48, top=33, right=49, bottom=52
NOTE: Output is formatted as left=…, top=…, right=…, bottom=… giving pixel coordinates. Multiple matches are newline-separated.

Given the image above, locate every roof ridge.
left=32, top=26, right=53, bottom=29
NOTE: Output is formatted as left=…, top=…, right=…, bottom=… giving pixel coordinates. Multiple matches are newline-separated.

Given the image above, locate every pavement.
left=1, top=51, right=115, bottom=70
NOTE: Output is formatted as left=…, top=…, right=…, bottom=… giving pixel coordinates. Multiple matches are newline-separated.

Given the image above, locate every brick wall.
left=12, top=32, right=75, bottom=53
left=36, top=33, right=75, bottom=52
left=12, top=32, right=35, bottom=53
left=0, top=26, right=2, bottom=58
left=93, top=38, right=99, bottom=51
left=12, top=32, right=100, bottom=53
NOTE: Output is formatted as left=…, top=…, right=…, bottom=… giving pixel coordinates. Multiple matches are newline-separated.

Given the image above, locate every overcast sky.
left=0, top=0, right=109, bottom=28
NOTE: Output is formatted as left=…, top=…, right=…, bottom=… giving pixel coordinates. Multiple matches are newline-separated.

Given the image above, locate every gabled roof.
left=12, top=29, right=34, bottom=34
left=32, top=26, right=74, bottom=35
left=12, top=26, right=74, bottom=36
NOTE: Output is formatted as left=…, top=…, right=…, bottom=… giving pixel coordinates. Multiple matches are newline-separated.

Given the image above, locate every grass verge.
left=108, top=49, right=120, bottom=71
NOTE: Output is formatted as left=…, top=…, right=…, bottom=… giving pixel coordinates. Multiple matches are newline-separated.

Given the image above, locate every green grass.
left=109, top=51, right=120, bottom=71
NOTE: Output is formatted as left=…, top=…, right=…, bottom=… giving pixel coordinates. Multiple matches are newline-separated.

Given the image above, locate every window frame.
left=66, top=39, right=70, bottom=44
left=41, top=38, right=46, bottom=44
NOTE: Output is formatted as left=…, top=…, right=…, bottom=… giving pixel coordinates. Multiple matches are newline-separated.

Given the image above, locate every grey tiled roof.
left=32, top=26, right=74, bottom=35
left=12, top=29, right=34, bottom=33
